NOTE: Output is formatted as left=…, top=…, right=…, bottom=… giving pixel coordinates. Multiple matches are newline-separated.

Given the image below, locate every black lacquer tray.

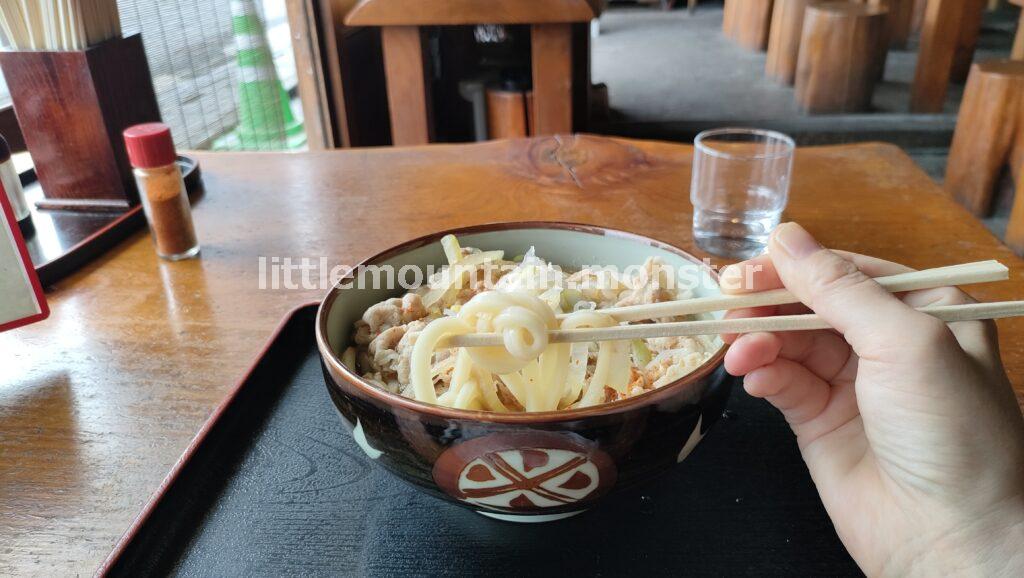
left=101, top=304, right=861, bottom=577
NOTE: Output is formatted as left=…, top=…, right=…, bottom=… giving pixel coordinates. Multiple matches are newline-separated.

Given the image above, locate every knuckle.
left=807, top=255, right=868, bottom=299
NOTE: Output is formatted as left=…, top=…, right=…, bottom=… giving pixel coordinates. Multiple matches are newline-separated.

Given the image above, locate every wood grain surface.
left=3, top=135, right=1024, bottom=575
left=380, top=26, right=432, bottom=146
left=911, top=0, right=971, bottom=113
left=765, top=0, right=813, bottom=85
left=531, top=24, right=575, bottom=136
left=345, top=0, right=601, bottom=26
left=795, top=2, right=888, bottom=113
left=723, top=0, right=775, bottom=51
left=944, top=60, right=1024, bottom=219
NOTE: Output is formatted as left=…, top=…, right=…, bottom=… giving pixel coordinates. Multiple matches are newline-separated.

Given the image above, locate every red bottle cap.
left=123, top=123, right=177, bottom=169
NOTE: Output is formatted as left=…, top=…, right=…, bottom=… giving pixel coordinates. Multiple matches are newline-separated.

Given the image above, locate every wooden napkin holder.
left=0, top=34, right=162, bottom=212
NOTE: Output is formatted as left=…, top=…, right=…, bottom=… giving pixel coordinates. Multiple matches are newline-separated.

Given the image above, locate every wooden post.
left=486, top=89, right=530, bottom=139
left=1006, top=171, right=1024, bottom=253
left=945, top=60, right=1024, bottom=216
left=531, top=24, right=574, bottom=135
left=766, top=0, right=813, bottom=85
left=950, top=0, right=988, bottom=84
left=285, top=0, right=334, bottom=149
left=888, top=0, right=917, bottom=48
left=1012, top=0, right=1024, bottom=59
left=911, top=0, right=968, bottom=113
left=381, top=26, right=432, bottom=145
left=723, top=0, right=775, bottom=51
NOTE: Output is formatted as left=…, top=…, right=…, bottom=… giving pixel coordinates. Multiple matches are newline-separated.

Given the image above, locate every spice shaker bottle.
left=123, top=123, right=200, bottom=261
left=0, top=134, right=32, bottom=235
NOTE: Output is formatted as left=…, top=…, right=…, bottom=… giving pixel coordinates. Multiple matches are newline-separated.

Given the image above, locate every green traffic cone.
left=214, top=0, right=305, bottom=151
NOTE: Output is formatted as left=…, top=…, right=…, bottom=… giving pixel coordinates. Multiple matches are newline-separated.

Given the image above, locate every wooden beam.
left=380, top=26, right=431, bottom=145
left=531, top=23, right=574, bottom=135
left=346, top=0, right=600, bottom=26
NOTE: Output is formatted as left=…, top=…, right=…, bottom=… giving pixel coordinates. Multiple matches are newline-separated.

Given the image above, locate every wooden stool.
left=766, top=0, right=812, bottom=84
left=794, top=2, right=888, bottom=113
left=945, top=60, right=1024, bottom=252
left=723, top=0, right=775, bottom=51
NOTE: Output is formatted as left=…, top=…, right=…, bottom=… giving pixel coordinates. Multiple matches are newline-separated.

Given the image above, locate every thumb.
left=767, top=223, right=951, bottom=359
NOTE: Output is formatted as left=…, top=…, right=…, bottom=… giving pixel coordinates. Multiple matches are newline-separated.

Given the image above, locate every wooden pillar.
left=766, top=0, right=812, bottom=84
left=857, top=0, right=894, bottom=80
left=888, top=0, right=917, bottom=48
left=945, top=61, right=1024, bottom=216
left=911, top=0, right=927, bottom=35
left=950, top=0, right=988, bottom=84
left=531, top=23, right=573, bottom=135
left=1012, top=0, right=1024, bottom=60
left=723, top=0, right=738, bottom=36
left=723, top=0, right=775, bottom=51
left=1006, top=171, right=1024, bottom=253
left=381, top=26, right=432, bottom=145
left=910, top=0, right=969, bottom=113
left=795, top=2, right=888, bottom=113
left=486, top=89, right=530, bottom=139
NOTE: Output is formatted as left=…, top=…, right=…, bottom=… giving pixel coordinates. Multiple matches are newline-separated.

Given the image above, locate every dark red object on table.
left=0, top=34, right=161, bottom=212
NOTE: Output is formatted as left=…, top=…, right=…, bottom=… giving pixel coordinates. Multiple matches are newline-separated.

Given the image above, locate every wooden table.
left=3, top=135, right=1024, bottom=574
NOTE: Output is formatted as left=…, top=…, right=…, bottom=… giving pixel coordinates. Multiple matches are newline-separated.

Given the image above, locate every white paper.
left=0, top=202, right=41, bottom=327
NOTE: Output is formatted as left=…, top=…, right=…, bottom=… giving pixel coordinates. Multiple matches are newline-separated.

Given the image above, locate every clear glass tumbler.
left=691, top=128, right=795, bottom=259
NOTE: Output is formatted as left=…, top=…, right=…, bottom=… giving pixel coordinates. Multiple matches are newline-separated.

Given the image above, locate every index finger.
left=719, top=250, right=915, bottom=294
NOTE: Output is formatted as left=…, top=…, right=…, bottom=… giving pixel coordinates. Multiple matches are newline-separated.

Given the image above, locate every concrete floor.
left=592, top=3, right=1015, bottom=123
left=590, top=2, right=1020, bottom=238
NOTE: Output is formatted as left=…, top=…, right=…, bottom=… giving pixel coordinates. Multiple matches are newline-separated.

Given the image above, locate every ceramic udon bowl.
left=316, top=222, right=732, bottom=522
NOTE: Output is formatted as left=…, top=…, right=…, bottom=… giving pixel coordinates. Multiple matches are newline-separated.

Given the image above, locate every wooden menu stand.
left=345, top=0, right=601, bottom=145
left=0, top=34, right=162, bottom=212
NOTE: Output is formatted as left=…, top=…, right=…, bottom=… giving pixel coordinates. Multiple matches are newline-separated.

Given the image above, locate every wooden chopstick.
left=556, top=260, right=1009, bottom=323
left=447, top=301, right=1024, bottom=348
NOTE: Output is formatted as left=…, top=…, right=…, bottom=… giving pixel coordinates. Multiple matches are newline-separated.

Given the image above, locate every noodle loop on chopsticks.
left=410, top=290, right=625, bottom=411
left=458, top=292, right=557, bottom=374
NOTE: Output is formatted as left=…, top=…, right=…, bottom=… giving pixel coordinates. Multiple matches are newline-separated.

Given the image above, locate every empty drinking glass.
left=690, top=128, right=795, bottom=259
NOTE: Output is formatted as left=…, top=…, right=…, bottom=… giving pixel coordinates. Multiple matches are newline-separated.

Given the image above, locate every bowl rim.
left=315, top=221, right=729, bottom=423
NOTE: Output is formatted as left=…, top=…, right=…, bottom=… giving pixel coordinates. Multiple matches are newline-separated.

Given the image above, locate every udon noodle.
left=345, top=235, right=720, bottom=412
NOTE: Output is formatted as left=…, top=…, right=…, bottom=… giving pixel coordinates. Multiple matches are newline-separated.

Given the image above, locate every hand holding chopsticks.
left=446, top=260, right=1017, bottom=348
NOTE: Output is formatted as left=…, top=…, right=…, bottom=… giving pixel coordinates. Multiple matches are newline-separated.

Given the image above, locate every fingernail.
left=772, top=223, right=821, bottom=259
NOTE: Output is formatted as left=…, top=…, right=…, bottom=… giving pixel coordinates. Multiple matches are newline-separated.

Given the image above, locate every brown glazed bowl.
left=316, top=222, right=732, bottom=523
